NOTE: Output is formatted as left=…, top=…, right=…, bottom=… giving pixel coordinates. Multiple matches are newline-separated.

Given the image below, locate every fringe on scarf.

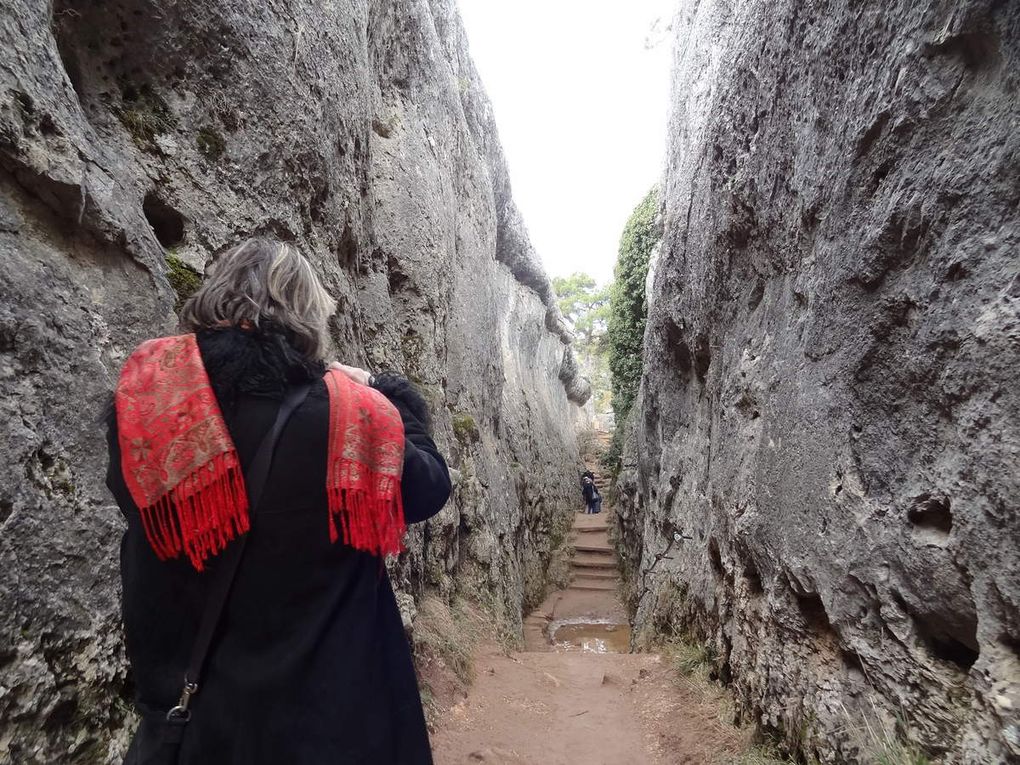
left=136, top=452, right=249, bottom=571
left=326, top=483, right=405, bottom=557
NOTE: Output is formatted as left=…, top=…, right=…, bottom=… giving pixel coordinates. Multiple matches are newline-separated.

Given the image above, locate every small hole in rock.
left=795, top=591, right=836, bottom=637
left=694, top=335, right=711, bottom=383
left=707, top=538, right=724, bottom=579
left=842, top=648, right=865, bottom=674
left=43, top=697, right=78, bottom=732
left=37, top=448, right=56, bottom=471
left=39, top=114, right=59, bottom=136
left=718, top=635, right=733, bottom=685
left=337, top=222, right=358, bottom=271
left=387, top=252, right=410, bottom=294
left=742, top=557, right=763, bottom=595
left=945, top=262, right=967, bottom=281
left=143, top=192, right=185, bottom=248
left=895, top=588, right=979, bottom=671
left=907, top=493, right=952, bottom=534
left=664, top=319, right=692, bottom=376
left=14, top=91, right=34, bottom=116
left=928, top=634, right=979, bottom=671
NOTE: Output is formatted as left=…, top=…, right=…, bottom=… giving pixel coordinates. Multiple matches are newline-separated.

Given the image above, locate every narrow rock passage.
left=431, top=501, right=751, bottom=765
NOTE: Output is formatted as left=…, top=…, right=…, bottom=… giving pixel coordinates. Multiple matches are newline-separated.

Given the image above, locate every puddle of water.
left=550, top=618, right=631, bottom=654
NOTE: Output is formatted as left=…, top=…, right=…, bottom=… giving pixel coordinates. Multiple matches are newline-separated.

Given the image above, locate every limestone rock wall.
left=0, top=1, right=586, bottom=760
left=619, top=0, right=1019, bottom=762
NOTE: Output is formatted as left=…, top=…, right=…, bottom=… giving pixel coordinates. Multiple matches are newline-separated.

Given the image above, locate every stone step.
left=569, top=568, right=617, bottom=580
left=574, top=543, right=614, bottom=554
left=572, top=551, right=615, bottom=562
left=573, top=535, right=612, bottom=545
left=569, top=580, right=619, bottom=592
left=572, top=561, right=618, bottom=573
left=572, top=554, right=617, bottom=569
left=573, top=526, right=610, bottom=535
left=573, top=573, right=620, bottom=585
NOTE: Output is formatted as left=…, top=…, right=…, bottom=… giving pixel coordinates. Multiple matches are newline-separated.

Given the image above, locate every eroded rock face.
left=619, top=0, right=1019, bottom=762
left=0, top=1, right=585, bottom=760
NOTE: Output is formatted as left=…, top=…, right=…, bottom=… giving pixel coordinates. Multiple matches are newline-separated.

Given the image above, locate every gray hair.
left=180, top=238, right=336, bottom=360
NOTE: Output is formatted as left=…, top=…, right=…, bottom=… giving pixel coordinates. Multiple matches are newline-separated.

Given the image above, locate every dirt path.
left=431, top=507, right=751, bottom=765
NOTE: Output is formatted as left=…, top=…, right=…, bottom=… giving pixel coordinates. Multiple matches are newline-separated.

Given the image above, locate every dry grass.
left=414, top=595, right=497, bottom=728
left=662, top=634, right=717, bottom=681
left=655, top=637, right=806, bottom=765
left=873, top=743, right=931, bottom=765
left=722, top=747, right=797, bottom=765
left=855, top=706, right=931, bottom=765
left=413, top=596, right=491, bottom=685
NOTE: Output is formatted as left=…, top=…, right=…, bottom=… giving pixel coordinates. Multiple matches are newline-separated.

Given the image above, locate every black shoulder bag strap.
left=159, top=383, right=311, bottom=751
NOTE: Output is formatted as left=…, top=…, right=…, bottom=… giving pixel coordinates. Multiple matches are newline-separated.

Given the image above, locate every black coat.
left=105, top=329, right=451, bottom=764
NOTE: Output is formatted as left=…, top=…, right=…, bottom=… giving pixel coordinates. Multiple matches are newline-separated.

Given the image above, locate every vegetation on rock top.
left=605, top=186, right=660, bottom=467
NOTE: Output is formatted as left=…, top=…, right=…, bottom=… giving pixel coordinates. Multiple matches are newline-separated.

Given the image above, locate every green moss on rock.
left=166, top=254, right=201, bottom=312
left=196, top=126, right=225, bottom=160
left=400, top=333, right=428, bottom=384
left=452, top=413, right=479, bottom=445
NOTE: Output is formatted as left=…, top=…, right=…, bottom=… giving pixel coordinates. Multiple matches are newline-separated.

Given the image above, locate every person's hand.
left=329, top=362, right=373, bottom=386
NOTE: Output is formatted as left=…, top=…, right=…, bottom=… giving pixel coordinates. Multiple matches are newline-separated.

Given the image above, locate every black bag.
left=124, top=383, right=311, bottom=765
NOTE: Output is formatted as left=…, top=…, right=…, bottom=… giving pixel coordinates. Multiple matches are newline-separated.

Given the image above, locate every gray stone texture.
left=617, top=0, right=1019, bottom=762
left=0, top=1, right=586, bottom=761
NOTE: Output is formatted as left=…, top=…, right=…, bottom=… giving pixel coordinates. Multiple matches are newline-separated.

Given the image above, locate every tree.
left=552, top=273, right=610, bottom=355
left=552, top=273, right=612, bottom=414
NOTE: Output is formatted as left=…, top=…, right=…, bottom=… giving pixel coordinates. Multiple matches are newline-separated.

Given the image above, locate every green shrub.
left=605, top=187, right=660, bottom=468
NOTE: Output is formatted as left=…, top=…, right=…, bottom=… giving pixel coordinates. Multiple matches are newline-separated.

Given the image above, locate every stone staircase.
left=569, top=509, right=618, bottom=592
left=523, top=465, right=623, bottom=651
left=523, top=503, right=625, bottom=650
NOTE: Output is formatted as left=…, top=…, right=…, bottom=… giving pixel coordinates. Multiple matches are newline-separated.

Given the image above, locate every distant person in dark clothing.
left=581, top=471, right=601, bottom=514
left=105, top=238, right=451, bottom=764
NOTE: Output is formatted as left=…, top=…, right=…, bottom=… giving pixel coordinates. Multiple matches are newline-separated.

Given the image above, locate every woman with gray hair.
left=105, top=238, right=451, bottom=764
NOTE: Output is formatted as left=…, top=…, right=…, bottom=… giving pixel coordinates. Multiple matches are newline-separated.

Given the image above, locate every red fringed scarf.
left=115, top=334, right=405, bottom=570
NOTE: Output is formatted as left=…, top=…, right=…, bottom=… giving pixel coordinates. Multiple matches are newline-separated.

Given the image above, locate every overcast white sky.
left=458, top=0, right=674, bottom=286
